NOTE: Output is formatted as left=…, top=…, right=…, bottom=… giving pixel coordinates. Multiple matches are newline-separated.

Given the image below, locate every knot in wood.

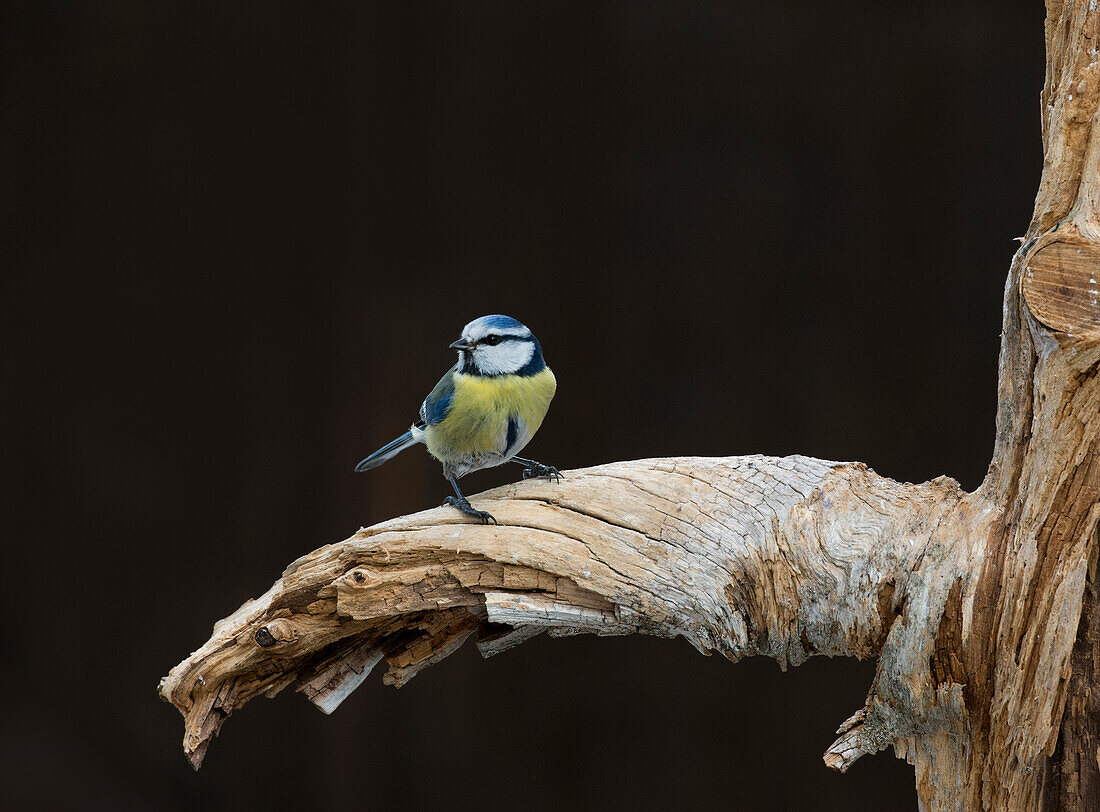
left=346, top=567, right=372, bottom=587
left=254, top=618, right=297, bottom=647
left=1021, top=236, right=1100, bottom=341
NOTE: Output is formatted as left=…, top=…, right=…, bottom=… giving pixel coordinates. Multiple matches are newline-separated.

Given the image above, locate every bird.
left=354, top=314, right=559, bottom=523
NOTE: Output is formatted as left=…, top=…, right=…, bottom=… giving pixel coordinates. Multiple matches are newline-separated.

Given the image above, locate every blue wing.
left=420, top=365, right=457, bottom=426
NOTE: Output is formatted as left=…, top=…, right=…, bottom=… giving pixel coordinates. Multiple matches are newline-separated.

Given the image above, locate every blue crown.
left=477, top=314, right=525, bottom=331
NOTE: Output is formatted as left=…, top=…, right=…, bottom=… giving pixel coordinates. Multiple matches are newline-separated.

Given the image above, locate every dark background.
left=3, top=1, right=1043, bottom=809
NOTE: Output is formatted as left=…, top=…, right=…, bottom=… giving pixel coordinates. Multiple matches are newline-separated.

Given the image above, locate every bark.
left=158, top=3, right=1100, bottom=809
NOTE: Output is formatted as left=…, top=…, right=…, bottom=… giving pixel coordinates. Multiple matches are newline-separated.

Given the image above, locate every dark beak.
left=449, top=338, right=474, bottom=351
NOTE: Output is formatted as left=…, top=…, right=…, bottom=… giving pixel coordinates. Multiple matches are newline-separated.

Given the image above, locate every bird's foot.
left=521, top=461, right=562, bottom=483
left=443, top=495, right=497, bottom=524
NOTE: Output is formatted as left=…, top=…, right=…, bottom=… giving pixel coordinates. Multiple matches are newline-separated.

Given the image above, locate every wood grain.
left=1023, top=237, right=1100, bottom=339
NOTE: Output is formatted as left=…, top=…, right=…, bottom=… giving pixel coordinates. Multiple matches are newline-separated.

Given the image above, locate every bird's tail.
left=354, top=430, right=418, bottom=472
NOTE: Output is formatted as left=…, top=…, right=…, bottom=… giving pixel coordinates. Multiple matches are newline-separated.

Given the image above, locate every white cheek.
left=477, top=342, right=534, bottom=375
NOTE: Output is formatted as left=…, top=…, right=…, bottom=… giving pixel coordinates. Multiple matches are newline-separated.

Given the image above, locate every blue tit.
left=355, top=314, right=559, bottom=523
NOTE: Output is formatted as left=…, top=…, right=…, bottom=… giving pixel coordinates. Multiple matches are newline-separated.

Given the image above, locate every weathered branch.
left=160, top=2, right=1100, bottom=809
left=159, top=456, right=966, bottom=769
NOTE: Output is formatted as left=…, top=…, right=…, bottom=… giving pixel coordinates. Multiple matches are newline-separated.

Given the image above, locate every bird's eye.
left=483, top=335, right=502, bottom=346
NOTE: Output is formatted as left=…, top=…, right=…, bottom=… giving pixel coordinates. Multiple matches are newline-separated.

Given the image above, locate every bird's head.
left=450, top=314, right=546, bottom=377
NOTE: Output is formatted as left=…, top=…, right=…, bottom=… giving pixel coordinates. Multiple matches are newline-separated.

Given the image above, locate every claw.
left=522, top=463, right=562, bottom=483
left=443, top=495, right=497, bottom=524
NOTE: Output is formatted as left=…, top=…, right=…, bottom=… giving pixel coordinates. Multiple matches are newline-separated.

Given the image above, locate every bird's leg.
left=443, top=475, right=497, bottom=524
left=510, top=456, right=562, bottom=482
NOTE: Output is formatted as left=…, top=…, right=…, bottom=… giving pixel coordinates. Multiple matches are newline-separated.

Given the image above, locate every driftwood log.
left=159, top=2, right=1100, bottom=808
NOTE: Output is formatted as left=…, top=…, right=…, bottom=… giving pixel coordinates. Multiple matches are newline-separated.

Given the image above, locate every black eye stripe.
left=478, top=334, right=530, bottom=345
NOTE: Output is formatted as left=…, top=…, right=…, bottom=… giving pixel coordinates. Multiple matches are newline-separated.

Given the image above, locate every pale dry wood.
left=159, top=3, right=1100, bottom=809
left=160, top=457, right=965, bottom=768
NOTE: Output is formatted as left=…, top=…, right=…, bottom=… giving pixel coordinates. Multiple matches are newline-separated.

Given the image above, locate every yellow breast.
left=425, top=367, right=557, bottom=461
